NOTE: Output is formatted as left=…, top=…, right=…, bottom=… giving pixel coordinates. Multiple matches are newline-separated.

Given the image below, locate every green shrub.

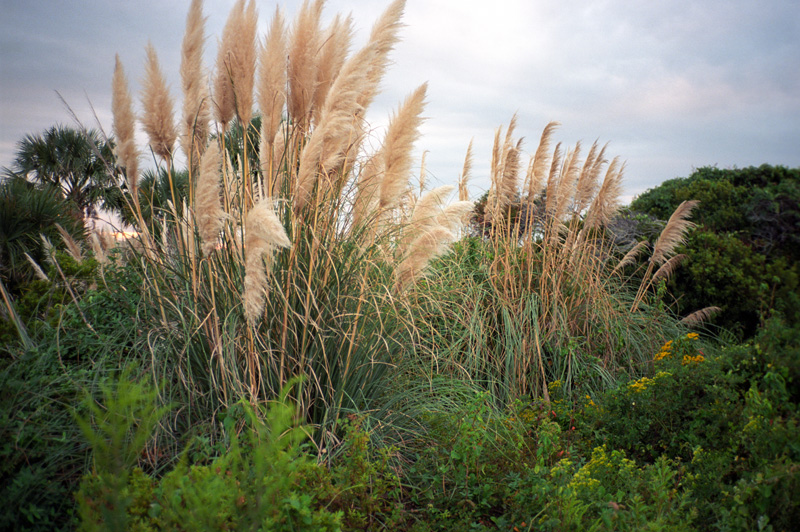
left=630, top=164, right=800, bottom=337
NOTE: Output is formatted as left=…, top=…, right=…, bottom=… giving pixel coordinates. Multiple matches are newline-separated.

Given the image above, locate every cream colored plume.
left=651, top=200, right=698, bottom=265
left=313, top=14, right=354, bottom=126
left=55, top=223, right=82, bottom=262
left=458, top=139, right=473, bottom=202
left=141, top=42, right=177, bottom=162
left=112, top=55, right=139, bottom=195
left=294, top=36, right=375, bottom=214
left=583, top=157, right=624, bottom=230
left=243, top=199, right=291, bottom=325
left=394, top=226, right=453, bottom=292
left=378, top=83, right=427, bottom=214
left=214, top=0, right=258, bottom=126
left=180, top=0, right=210, bottom=167
left=258, top=7, right=288, bottom=160
left=358, top=0, right=406, bottom=111
left=287, top=0, right=324, bottom=130
left=196, top=142, right=225, bottom=255
left=404, top=185, right=454, bottom=242
left=437, top=200, right=474, bottom=234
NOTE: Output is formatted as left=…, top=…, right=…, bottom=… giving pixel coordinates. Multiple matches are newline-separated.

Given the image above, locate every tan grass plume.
left=394, top=225, right=453, bottom=292
left=112, top=55, right=139, bottom=195
left=458, top=139, right=473, bottom=202
left=358, top=0, right=406, bottom=111
left=258, top=7, right=288, bottom=164
left=651, top=253, right=686, bottom=284
left=583, top=157, right=624, bottom=230
left=287, top=0, right=324, bottom=130
left=528, top=121, right=558, bottom=201
left=196, top=142, right=225, bottom=255
left=313, top=14, right=354, bottom=125
left=141, top=42, right=177, bottom=163
left=352, top=151, right=385, bottom=229
left=180, top=0, right=210, bottom=167
left=378, top=83, right=427, bottom=215
left=243, top=199, right=291, bottom=325
left=651, top=200, right=699, bottom=265
left=294, top=37, right=375, bottom=214
left=233, top=0, right=258, bottom=124
left=681, top=306, right=721, bottom=326
left=214, top=0, right=247, bottom=129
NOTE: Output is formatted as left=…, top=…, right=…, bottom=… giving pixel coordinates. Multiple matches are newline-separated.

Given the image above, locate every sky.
left=1, top=0, right=799, bottom=203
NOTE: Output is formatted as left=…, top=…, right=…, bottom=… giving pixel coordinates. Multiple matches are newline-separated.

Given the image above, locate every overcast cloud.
left=1, top=0, right=798, bottom=201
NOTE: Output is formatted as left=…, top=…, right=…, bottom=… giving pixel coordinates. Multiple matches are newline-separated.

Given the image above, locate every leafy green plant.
left=630, top=164, right=800, bottom=337
left=74, top=368, right=172, bottom=531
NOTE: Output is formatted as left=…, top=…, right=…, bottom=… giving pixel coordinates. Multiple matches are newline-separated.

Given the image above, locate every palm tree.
left=8, top=125, right=118, bottom=223
left=0, top=176, right=85, bottom=293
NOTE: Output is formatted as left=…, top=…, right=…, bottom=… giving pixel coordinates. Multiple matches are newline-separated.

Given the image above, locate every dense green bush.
left=629, top=164, right=800, bottom=337
left=580, top=319, right=800, bottom=530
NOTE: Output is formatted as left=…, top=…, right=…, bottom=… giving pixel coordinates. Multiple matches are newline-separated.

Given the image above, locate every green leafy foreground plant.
left=76, top=377, right=343, bottom=531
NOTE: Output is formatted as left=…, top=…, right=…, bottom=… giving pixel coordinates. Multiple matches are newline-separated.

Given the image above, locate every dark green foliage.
left=77, top=381, right=344, bottom=531
left=581, top=319, right=800, bottom=530
left=0, top=177, right=86, bottom=293
left=0, top=262, right=143, bottom=531
left=630, top=164, right=800, bottom=337
left=5, top=125, right=117, bottom=220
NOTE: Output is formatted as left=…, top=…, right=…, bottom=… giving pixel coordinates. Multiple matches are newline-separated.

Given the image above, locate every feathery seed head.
left=141, top=42, right=177, bottom=162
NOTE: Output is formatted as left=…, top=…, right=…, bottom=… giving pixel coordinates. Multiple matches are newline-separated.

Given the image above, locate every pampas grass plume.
left=288, top=0, right=324, bottom=130
left=358, top=0, right=406, bottom=110
left=651, top=200, right=699, bottom=265
left=141, top=42, right=177, bottom=162
left=196, top=142, right=225, bottom=255
left=459, top=139, right=473, bottom=201
left=180, top=0, right=210, bottom=166
left=243, top=199, right=291, bottom=325
left=112, top=55, right=139, bottom=194
left=258, top=7, right=288, bottom=154
left=394, top=225, right=453, bottom=292
left=378, top=83, right=427, bottom=213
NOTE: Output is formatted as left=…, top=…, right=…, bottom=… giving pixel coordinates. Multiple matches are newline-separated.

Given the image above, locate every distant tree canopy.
left=630, top=164, right=800, bottom=338
left=5, top=125, right=118, bottom=221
